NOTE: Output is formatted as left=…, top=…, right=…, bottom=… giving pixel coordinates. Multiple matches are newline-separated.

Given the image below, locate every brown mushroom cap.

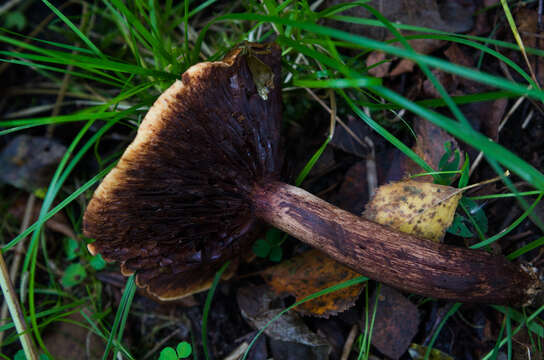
left=84, top=43, right=282, bottom=300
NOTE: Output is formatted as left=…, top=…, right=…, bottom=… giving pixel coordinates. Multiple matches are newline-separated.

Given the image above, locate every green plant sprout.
left=158, top=341, right=192, bottom=360
left=252, top=228, right=284, bottom=262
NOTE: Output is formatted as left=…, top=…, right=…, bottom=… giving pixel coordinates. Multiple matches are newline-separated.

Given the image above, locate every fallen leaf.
left=262, top=249, right=364, bottom=317
left=421, top=70, right=459, bottom=99
left=243, top=333, right=268, bottom=360
left=0, top=135, right=66, bottom=192
left=441, top=43, right=483, bottom=94
left=43, top=313, right=104, bottom=359
left=306, top=146, right=336, bottom=179
left=247, top=309, right=328, bottom=348
left=367, top=286, right=420, bottom=360
left=330, top=0, right=474, bottom=41
left=444, top=43, right=473, bottom=68
left=237, top=284, right=275, bottom=319
left=237, top=284, right=330, bottom=358
left=367, top=51, right=391, bottom=78
left=428, top=43, right=509, bottom=141
left=311, top=318, right=350, bottom=358
left=363, top=179, right=462, bottom=242
left=389, top=58, right=416, bottom=77
left=332, top=161, right=369, bottom=215
left=329, top=115, right=374, bottom=158
left=516, top=7, right=544, bottom=85
left=269, top=338, right=329, bottom=360
left=402, top=118, right=463, bottom=183
left=480, top=97, right=508, bottom=141
left=362, top=152, right=464, bottom=358
left=338, top=0, right=476, bottom=77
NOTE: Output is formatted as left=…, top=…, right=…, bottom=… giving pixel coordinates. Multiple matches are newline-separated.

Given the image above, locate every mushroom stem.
left=252, top=181, right=541, bottom=306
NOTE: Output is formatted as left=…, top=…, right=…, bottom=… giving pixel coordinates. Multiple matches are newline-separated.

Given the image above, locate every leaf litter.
left=261, top=249, right=364, bottom=318
left=363, top=180, right=463, bottom=242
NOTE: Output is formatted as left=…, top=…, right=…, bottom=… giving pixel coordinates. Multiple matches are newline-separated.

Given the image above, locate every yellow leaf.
left=363, top=180, right=462, bottom=242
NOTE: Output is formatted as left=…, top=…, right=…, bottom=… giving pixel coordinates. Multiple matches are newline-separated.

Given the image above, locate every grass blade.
left=40, top=0, right=103, bottom=57
left=202, top=262, right=231, bottom=360
left=102, top=275, right=136, bottom=360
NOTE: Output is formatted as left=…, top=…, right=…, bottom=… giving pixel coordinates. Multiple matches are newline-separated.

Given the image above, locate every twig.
left=282, top=38, right=374, bottom=155
left=539, top=0, right=543, bottom=31
left=0, top=249, right=38, bottom=359
left=0, top=1, right=78, bottom=76
left=0, top=194, right=35, bottom=348
left=365, top=136, right=378, bottom=197
left=141, top=328, right=181, bottom=360
left=469, top=95, right=525, bottom=176
left=304, top=88, right=370, bottom=152
left=0, top=0, right=23, bottom=15
left=223, top=342, right=249, bottom=360
left=340, top=324, right=359, bottom=360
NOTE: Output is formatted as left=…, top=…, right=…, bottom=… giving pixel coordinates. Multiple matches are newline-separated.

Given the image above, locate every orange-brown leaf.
left=262, top=249, right=364, bottom=317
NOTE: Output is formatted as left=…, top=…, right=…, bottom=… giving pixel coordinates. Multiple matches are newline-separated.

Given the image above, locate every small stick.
left=0, top=251, right=38, bottom=359
left=0, top=194, right=35, bottom=349
left=223, top=342, right=249, bottom=360
left=340, top=324, right=359, bottom=360
left=141, top=328, right=181, bottom=360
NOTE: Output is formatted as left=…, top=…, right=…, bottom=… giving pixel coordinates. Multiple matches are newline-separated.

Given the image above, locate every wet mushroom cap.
left=84, top=43, right=282, bottom=300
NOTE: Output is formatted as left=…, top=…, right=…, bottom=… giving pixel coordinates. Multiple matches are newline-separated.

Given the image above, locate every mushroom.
left=84, top=42, right=542, bottom=306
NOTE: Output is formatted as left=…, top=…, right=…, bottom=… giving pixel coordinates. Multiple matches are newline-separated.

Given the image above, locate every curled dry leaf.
left=363, top=180, right=462, bottom=242
left=262, top=249, right=364, bottom=318
left=237, top=284, right=330, bottom=358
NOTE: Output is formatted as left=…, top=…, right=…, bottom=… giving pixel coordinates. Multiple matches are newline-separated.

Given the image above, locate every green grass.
left=201, top=261, right=230, bottom=360
left=1, top=0, right=544, bottom=359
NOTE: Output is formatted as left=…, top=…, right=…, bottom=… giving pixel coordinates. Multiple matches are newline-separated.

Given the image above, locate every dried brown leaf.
left=368, top=286, right=420, bottom=360
left=0, top=135, right=66, bottom=192
left=262, top=249, right=364, bottom=317
left=237, top=284, right=330, bottom=358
